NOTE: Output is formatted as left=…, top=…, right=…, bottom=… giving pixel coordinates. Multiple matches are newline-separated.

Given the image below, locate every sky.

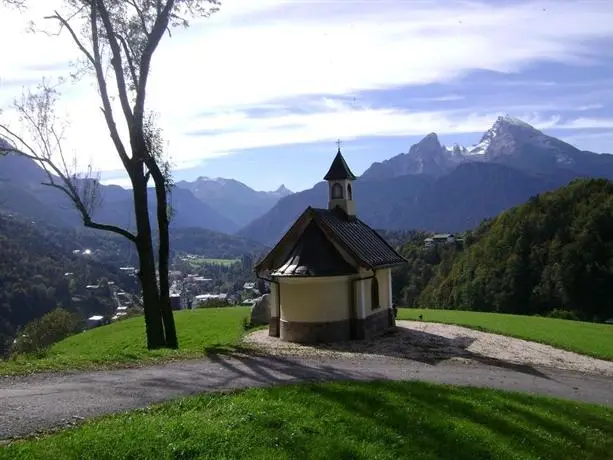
left=1, top=0, right=613, bottom=193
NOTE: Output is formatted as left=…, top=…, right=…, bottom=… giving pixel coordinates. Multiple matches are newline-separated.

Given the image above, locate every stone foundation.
left=269, top=316, right=280, bottom=337
left=280, top=319, right=351, bottom=343
left=354, top=308, right=395, bottom=340
left=273, top=308, right=395, bottom=343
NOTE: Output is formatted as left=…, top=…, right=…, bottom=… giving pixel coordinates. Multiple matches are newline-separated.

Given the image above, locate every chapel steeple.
left=324, top=140, right=356, bottom=216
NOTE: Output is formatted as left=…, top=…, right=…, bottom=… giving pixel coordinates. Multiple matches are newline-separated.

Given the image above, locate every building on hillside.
left=424, top=233, right=457, bottom=247
left=255, top=145, right=407, bottom=343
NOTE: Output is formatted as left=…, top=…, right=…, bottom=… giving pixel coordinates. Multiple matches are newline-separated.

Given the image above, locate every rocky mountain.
left=238, top=117, right=613, bottom=246
left=175, top=176, right=292, bottom=228
left=0, top=154, right=239, bottom=234
left=363, top=115, right=613, bottom=180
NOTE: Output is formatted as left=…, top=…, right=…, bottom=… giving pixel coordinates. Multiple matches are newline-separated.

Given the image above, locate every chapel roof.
left=323, top=149, right=357, bottom=181
left=271, top=220, right=357, bottom=277
left=255, top=207, right=407, bottom=275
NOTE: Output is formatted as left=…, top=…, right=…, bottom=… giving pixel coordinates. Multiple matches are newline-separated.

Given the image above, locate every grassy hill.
left=3, top=381, right=613, bottom=459
left=3, top=307, right=612, bottom=376
left=1, top=307, right=250, bottom=376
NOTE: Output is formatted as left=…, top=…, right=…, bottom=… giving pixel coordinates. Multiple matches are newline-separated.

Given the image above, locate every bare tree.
left=0, top=0, right=220, bottom=349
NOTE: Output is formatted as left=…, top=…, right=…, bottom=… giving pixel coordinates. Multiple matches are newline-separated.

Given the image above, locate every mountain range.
left=0, top=152, right=290, bottom=234
left=3, top=115, right=613, bottom=247
left=239, top=116, right=613, bottom=245
left=175, top=177, right=292, bottom=228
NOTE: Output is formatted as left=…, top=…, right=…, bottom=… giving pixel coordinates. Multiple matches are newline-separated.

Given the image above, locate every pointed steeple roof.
left=323, top=148, right=356, bottom=181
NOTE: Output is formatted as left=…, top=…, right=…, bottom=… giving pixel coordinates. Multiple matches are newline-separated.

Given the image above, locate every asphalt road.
left=1, top=352, right=612, bottom=440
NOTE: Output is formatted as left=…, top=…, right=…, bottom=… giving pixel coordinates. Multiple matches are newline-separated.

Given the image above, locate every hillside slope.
left=176, top=177, right=292, bottom=228
left=420, top=179, right=613, bottom=322
left=0, top=213, right=139, bottom=354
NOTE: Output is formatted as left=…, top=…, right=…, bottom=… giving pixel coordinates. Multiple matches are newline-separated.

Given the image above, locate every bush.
left=11, top=308, right=83, bottom=357
left=546, top=309, right=580, bottom=321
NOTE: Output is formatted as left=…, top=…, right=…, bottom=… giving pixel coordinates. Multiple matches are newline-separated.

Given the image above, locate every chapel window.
left=331, top=182, right=343, bottom=199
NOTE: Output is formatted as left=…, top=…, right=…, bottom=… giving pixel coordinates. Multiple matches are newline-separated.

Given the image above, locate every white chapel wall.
left=279, top=277, right=350, bottom=323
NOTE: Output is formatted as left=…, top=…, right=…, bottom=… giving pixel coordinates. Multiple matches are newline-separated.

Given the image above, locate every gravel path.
left=1, top=324, right=612, bottom=440
left=244, top=321, right=613, bottom=377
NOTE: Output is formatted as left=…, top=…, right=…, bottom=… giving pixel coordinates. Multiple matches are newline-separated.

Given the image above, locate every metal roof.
left=312, top=208, right=407, bottom=268
left=323, top=150, right=357, bottom=181
left=271, top=220, right=357, bottom=277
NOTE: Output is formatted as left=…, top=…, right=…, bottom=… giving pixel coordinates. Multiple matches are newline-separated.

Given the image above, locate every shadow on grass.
left=300, top=381, right=613, bottom=460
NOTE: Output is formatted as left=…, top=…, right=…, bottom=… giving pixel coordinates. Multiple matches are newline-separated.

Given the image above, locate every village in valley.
left=1, top=1, right=613, bottom=459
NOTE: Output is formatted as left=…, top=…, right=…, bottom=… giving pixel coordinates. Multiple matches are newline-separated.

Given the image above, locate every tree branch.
left=116, top=33, right=139, bottom=90
left=0, top=125, right=136, bottom=244
left=133, top=0, right=175, bottom=129
left=125, top=0, right=151, bottom=38
left=88, top=5, right=132, bottom=168
left=44, top=11, right=95, bottom=66
left=43, top=181, right=137, bottom=242
left=95, top=0, right=135, bottom=127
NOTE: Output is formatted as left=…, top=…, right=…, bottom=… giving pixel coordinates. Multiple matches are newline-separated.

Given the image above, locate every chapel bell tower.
left=324, top=141, right=357, bottom=216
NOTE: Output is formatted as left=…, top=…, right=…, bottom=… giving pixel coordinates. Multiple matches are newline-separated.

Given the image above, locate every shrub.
left=11, top=308, right=83, bottom=356
left=547, top=309, right=580, bottom=321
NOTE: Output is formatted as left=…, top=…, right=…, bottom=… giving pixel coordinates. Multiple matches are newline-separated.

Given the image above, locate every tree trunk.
left=132, top=168, right=165, bottom=349
left=155, top=179, right=178, bottom=349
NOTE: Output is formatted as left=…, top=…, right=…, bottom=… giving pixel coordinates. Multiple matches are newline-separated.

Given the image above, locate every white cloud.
left=1, top=0, right=613, bottom=174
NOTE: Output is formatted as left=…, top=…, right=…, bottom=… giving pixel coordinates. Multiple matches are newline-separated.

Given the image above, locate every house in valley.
left=254, top=146, right=407, bottom=343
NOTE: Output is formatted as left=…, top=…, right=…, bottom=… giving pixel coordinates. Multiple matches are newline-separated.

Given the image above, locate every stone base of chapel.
left=351, top=308, right=395, bottom=340
left=268, top=308, right=395, bottom=343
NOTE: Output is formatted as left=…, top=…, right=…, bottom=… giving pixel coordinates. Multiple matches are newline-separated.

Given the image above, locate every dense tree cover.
left=170, top=228, right=267, bottom=259
left=0, top=214, right=137, bottom=355
left=391, top=231, right=460, bottom=307
left=420, top=179, right=613, bottom=322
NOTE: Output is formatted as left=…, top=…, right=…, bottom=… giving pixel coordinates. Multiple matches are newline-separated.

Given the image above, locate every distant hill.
left=238, top=117, right=613, bottom=245
left=176, top=176, right=292, bottom=228
left=0, top=154, right=239, bottom=234
left=419, top=178, right=613, bottom=322
left=0, top=213, right=139, bottom=354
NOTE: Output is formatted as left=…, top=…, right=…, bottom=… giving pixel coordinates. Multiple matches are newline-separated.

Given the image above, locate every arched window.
left=347, top=183, right=353, bottom=200
left=371, top=277, right=379, bottom=310
left=331, top=182, right=343, bottom=199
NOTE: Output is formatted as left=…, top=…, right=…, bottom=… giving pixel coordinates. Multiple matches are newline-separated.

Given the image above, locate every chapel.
left=254, top=145, right=407, bottom=343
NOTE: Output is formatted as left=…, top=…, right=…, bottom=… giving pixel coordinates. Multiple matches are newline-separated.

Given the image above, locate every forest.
left=394, top=179, right=613, bottom=322
left=0, top=214, right=138, bottom=355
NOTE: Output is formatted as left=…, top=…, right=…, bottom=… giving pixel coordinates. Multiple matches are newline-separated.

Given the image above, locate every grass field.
left=398, top=308, right=613, bottom=361
left=3, top=306, right=612, bottom=376
left=197, top=257, right=240, bottom=266
left=0, top=307, right=250, bottom=376
left=3, top=380, right=613, bottom=460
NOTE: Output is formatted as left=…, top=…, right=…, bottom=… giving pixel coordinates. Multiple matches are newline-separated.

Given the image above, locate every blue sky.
left=1, top=0, right=613, bottom=192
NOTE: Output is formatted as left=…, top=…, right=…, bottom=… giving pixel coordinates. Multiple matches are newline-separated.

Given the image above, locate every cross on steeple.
left=336, top=139, right=342, bottom=152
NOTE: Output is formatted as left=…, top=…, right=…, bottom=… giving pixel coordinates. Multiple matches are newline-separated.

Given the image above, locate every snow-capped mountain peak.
left=361, top=115, right=584, bottom=181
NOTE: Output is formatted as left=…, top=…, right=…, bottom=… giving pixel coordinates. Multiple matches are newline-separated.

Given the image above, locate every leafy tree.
left=0, top=0, right=220, bottom=350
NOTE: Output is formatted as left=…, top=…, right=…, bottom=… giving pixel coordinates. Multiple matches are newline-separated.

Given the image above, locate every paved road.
left=1, top=352, right=612, bottom=439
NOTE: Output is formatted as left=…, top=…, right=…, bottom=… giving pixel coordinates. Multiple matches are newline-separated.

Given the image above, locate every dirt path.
left=1, top=350, right=612, bottom=440
left=244, top=321, right=613, bottom=376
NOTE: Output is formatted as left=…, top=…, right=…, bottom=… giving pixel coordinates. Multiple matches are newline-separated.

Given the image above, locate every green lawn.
left=198, top=257, right=240, bottom=266
left=0, top=307, right=250, bottom=376
left=398, top=308, right=613, bottom=361
left=3, top=380, right=613, bottom=460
